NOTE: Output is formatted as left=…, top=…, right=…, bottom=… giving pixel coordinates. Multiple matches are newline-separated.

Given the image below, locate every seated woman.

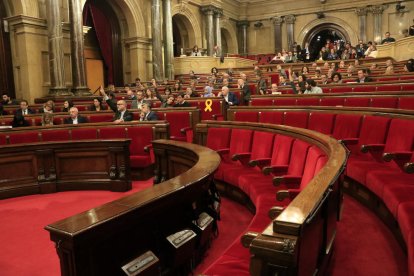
left=331, top=72, right=343, bottom=84
left=90, top=97, right=107, bottom=111
left=144, top=88, right=157, bottom=101
left=62, top=100, right=73, bottom=113
left=40, top=100, right=54, bottom=113
left=191, top=45, right=202, bottom=56
left=41, top=112, right=54, bottom=126
left=202, top=86, right=214, bottom=97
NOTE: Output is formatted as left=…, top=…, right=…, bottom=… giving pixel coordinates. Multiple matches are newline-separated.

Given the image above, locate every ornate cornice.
left=355, top=7, right=368, bottom=16
left=236, top=20, right=250, bottom=28
left=201, top=5, right=222, bottom=16
left=370, top=5, right=387, bottom=15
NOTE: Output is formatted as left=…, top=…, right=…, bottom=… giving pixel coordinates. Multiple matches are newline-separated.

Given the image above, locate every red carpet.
left=0, top=184, right=407, bottom=275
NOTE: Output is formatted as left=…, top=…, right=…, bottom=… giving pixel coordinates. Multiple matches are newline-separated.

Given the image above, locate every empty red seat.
left=127, top=126, right=153, bottom=168
left=296, top=98, right=320, bottom=106
left=8, top=131, right=39, bottom=144
left=344, top=97, right=370, bottom=107
left=398, top=97, right=414, bottom=110
left=206, top=128, right=232, bottom=151
left=89, top=114, right=114, bottom=123
left=0, top=134, right=7, bottom=145
left=402, top=84, right=414, bottom=91
left=370, top=97, right=398, bottom=109
left=353, top=86, right=375, bottom=92
left=331, top=87, right=352, bottom=93
left=71, top=128, right=97, bottom=140
left=308, top=112, right=336, bottom=135
left=376, top=84, right=401, bottom=92
left=274, top=98, right=297, bottom=106
left=284, top=111, right=309, bottom=128
left=41, top=129, right=70, bottom=141
left=233, top=111, right=259, bottom=122
left=99, top=127, right=126, bottom=139
left=250, top=98, right=274, bottom=106
left=332, top=114, right=362, bottom=141
left=319, top=98, right=344, bottom=106
left=164, top=112, right=192, bottom=141
left=259, top=111, right=284, bottom=124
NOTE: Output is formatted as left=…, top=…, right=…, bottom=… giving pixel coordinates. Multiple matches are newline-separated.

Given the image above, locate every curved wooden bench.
left=45, top=139, right=221, bottom=276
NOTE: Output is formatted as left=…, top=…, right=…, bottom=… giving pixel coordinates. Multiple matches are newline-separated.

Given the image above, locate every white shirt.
left=72, top=117, right=78, bottom=124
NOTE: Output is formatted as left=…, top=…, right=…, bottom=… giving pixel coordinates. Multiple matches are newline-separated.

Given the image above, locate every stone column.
left=68, top=0, right=90, bottom=95
left=355, top=7, right=368, bottom=42
left=237, top=21, right=249, bottom=56
left=163, top=0, right=174, bottom=80
left=272, top=16, right=283, bottom=53
left=46, top=0, right=71, bottom=95
left=371, top=5, right=386, bottom=44
left=214, top=9, right=223, bottom=57
left=152, top=0, right=163, bottom=80
left=201, top=6, right=215, bottom=56
left=285, top=15, right=296, bottom=51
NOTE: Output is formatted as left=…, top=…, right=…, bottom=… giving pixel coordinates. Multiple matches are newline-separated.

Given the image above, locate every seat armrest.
left=383, top=151, right=413, bottom=162
left=262, top=165, right=288, bottom=175
left=273, top=175, right=302, bottom=187
left=360, top=143, right=385, bottom=154
left=248, top=158, right=271, bottom=167
left=212, top=114, right=224, bottom=121
left=404, top=162, right=414, bottom=174
left=276, top=189, right=301, bottom=201
left=339, top=138, right=359, bottom=146
left=180, top=126, right=192, bottom=134
left=216, top=148, right=230, bottom=155
left=241, top=231, right=259, bottom=248
left=144, top=144, right=153, bottom=153
left=268, top=206, right=285, bottom=220
left=231, top=152, right=251, bottom=161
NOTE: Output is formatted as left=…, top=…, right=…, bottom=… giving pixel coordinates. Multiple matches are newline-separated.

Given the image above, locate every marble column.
left=371, top=5, right=386, bottom=44
left=201, top=6, right=215, bottom=56
left=152, top=0, right=163, bottom=80
left=46, top=0, right=71, bottom=95
left=214, top=9, right=223, bottom=57
left=355, top=7, right=368, bottom=42
left=163, top=0, right=174, bottom=80
left=272, top=16, right=283, bottom=53
left=237, top=21, right=249, bottom=56
left=285, top=15, right=295, bottom=51
left=68, top=0, right=90, bottom=95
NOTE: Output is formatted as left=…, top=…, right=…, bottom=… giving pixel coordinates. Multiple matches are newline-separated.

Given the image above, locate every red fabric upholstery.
left=8, top=131, right=39, bottom=144
left=308, top=112, right=336, bottom=135
left=0, top=134, right=6, bottom=145
left=199, top=99, right=223, bottom=120
left=206, top=128, right=232, bottom=151
left=127, top=126, right=153, bottom=168
left=370, top=97, right=398, bottom=109
left=344, top=97, right=370, bottom=107
left=319, top=98, right=345, bottom=106
left=296, top=98, right=320, bottom=106
left=284, top=139, right=311, bottom=177
left=376, top=85, right=401, bottom=92
left=332, top=114, right=362, bottom=141
left=99, top=127, right=127, bottom=139
left=402, top=84, right=414, bottom=91
left=234, top=111, right=259, bottom=122
left=41, top=129, right=70, bottom=142
left=165, top=112, right=191, bottom=141
left=251, top=98, right=274, bottom=106
left=284, top=111, right=309, bottom=128
left=382, top=182, right=414, bottom=218
left=331, top=87, right=352, bottom=93
left=397, top=202, right=414, bottom=244
left=353, top=86, right=375, bottom=92
left=89, top=114, right=114, bottom=123
left=274, top=98, right=297, bottom=106
left=71, top=128, right=97, bottom=140
left=259, top=111, right=284, bottom=124
left=399, top=97, right=414, bottom=110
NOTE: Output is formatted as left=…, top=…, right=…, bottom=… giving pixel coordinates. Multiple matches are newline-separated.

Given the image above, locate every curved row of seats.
left=200, top=107, right=414, bottom=275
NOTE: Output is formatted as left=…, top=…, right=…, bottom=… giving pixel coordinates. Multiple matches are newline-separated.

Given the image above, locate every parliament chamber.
left=0, top=0, right=414, bottom=275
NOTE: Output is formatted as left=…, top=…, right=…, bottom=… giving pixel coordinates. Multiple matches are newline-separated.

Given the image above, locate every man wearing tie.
left=12, top=100, right=33, bottom=127
left=140, top=103, right=158, bottom=121
left=100, top=86, right=133, bottom=123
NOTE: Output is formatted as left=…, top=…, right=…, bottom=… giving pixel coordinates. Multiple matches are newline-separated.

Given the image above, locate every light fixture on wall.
left=254, top=21, right=263, bottom=28
left=83, top=26, right=92, bottom=34
left=316, top=12, right=325, bottom=19
left=396, top=1, right=406, bottom=12
left=320, top=0, right=327, bottom=3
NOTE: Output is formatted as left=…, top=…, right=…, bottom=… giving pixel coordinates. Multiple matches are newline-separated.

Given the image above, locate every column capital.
left=214, top=8, right=223, bottom=18
left=355, top=7, right=368, bottom=16
left=284, top=15, right=296, bottom=24
left=370, top=5, right=386, bottom=14
left=237, top=20, right=250, bottom=28
left=271, top=16, right=283, bottom=25
left=201, top=5, right=216, bottom=15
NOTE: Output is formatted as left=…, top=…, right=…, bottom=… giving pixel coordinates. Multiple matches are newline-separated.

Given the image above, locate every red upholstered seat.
left=397, top=202, right=414, bottom=244
left=308, top=112, right=336, bottom=135
left=353, top=86, right=375, bottom=92
left=89, top=114, right=114, bottom=123
left=198, top=99, right=223, bottom=120
left=71, top=128, right=97, bottom=140
left=127, top=126, right=153, bottom=168
left=382, top=180, right=414, bottom=219
left=8, top=131, right=40, bottom=144
left=331, top=86, right=352, bottom=93
left=400, top=75, right=414, bottom=81
left=332, top=114, right=362, bottom=141
left=402, top=84, right=414, bottom=91
left=344, top=97, right=371, bottom=107
left=250, top=98, right=274, bottom=106
left=370, top=97, right=398, bottom=109
left=206, top=128, right=232, bottom=151
left=76, top=105, right=88, bottom=111
left=99, top=127, right=127, bottom=139
left=319, top=98, right=345, bottom=106
left=165, top=112, right=191, bottom=141
left=41, top=129, right=70, bottom=142
left=0, top=134, right=7, bottom=145
left=376, top=84, right=401, bottom=92
left=378, top=77, right=399, bottom=82
left=233, top=111, right=259, bottom=122
left=296, top=98, right=320, bottom=106
left=283, top=111, right=309, bottom=128
left=259, top=111, right=284, bottom=124
left=274, top=98, right=297, bottom=106
left=399, top=97, right=414, bottom=110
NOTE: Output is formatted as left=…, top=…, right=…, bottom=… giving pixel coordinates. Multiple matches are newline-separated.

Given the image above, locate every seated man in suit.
left=218, top=86, right=239, bottom=107
left=64, top=107, right=88, bottom=124
left=237, top=78, right=251, bottom=104
left=100, top=86, right=133, bottom=123
left=12, top=100, right=34, bottom=127
left=355, top=69, right=373, bottom=83
left=140, top=103, right=158, bottom=121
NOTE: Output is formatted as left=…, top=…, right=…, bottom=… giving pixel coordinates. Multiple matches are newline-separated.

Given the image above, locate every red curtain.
left=83, top=3, right=114, bottom=84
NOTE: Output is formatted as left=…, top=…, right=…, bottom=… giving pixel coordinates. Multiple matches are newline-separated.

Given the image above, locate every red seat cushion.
left=89, top=114, right=114, bottom=123
left=332, top=114, right=362, bottom=141
left=399, top=97, right=414, bottom=110
left=127, top=126, right=153, bottom=168
left=397, top=202, right=414, bottom=243
left=251, top=98, right=274, bottom=106
left=41, top=129, right=70, bottom=142
left=206, top=127, right=232, bottom=151
left=284, top=111, right=309, bottom=128
left=0, top=134, right=6, bottom=145
left=308, top=112, right=336, bottom=135
left=382, top=182, right=414, bottom=218
left=344, top=97, right=370, bottom=107
left=319, top=98, right=344, bottom=106
left=8, top=131, right=39, bottom=144
left=370, top=97, right=398, bottom=109
left=99, top=127, right=126, bottom=139
left=71, top=128, right=97, bottom=140
left=259, top=111, right=284, bottom=124
left=274, top=98, right=296, bottom=106
left=165, top=112, right=191, bottom=141
left=296, top=98, right=320, bottom=106
left=234, top=111, right=259, bottom=122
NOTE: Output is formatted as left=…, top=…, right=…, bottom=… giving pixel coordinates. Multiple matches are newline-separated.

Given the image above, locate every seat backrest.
left=41, top=129, right=71, bottom=142
left=370, top=97, right=398, bottom=109
left=259, top=111, right=284, bottom=124
left=308, top=112, right=336, bottom=135
left=165, top=112, right=191, bottom=139
left=250, top=131, right=274, bottom=160
left=344, top=97, right=370, bottom=107
left=0, top=134, right=7, bottom=145
left=332, top=114, right=362, bottom=140
left=89, top=114, right=114, bottom=123
left=287, top=139, right=311, bottom=176
left=206, top=127, right=232, bottom=151
left=299, top=146, right=325, bottom=189
left=229, top=129, right=253, bottom=156
left=8, top=131, right=40, bottom=144
left=384, top=118, right=414, bottom=153
left=71, top=128, right=98, bottom=140
left=251, top=98, right=274, bottom=106
left=274, top=98, right=297, bottom=106
left=319, top=98, right=345, bottom=107
left=270, top=134, right=294, bottom=166
left=357, top=115, right=391, bottom=148
left=284, top=111, right=309, bottom=128
left=376, top=84, right=401, bottom=92
left=98, top=127, right=127, bottom=139
left=234, top=111, right=259, bottom=122
left=296, top=98, right=320, bottom=107
left=127, top=126, right=153, bottom=155
left=398, top=97, right=414, bottom=110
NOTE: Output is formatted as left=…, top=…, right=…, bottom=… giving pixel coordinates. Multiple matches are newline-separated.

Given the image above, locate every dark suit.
left=174, top=101, right=191, bottom=107
left=15, top=108, right=34, bottom=116
left=355, top=77, right=373, bottom=83
left=12, top=108, right=34, bottom=127
left=64, top=116, right=88, bottom=124
left=106, top=99, right=134, bottom=121
left=142, top=111, right=158, bottom=121
left=223, top=92, right=239, bottom=107
left=240, top=84, right=251, bottom=104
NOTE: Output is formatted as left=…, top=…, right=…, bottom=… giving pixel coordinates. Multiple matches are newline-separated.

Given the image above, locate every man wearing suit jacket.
left=12, top=100, right=34, bottom=127
left=64, top=107, right=88, bottom=124
left=237, top=78, right=251, bottom=104
left=140, top=103, right=158, bottom=121
left=100, top=86, right=134, bottom=123
left=355, top=69, right=373, bottom=83
left=218, top=86, right=239, bottom=107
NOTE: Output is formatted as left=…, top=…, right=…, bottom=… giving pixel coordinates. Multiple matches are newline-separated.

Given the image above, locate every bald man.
left=100, top=86, right=133, bottom=123
left=64, top=107, right=88, bottom=124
